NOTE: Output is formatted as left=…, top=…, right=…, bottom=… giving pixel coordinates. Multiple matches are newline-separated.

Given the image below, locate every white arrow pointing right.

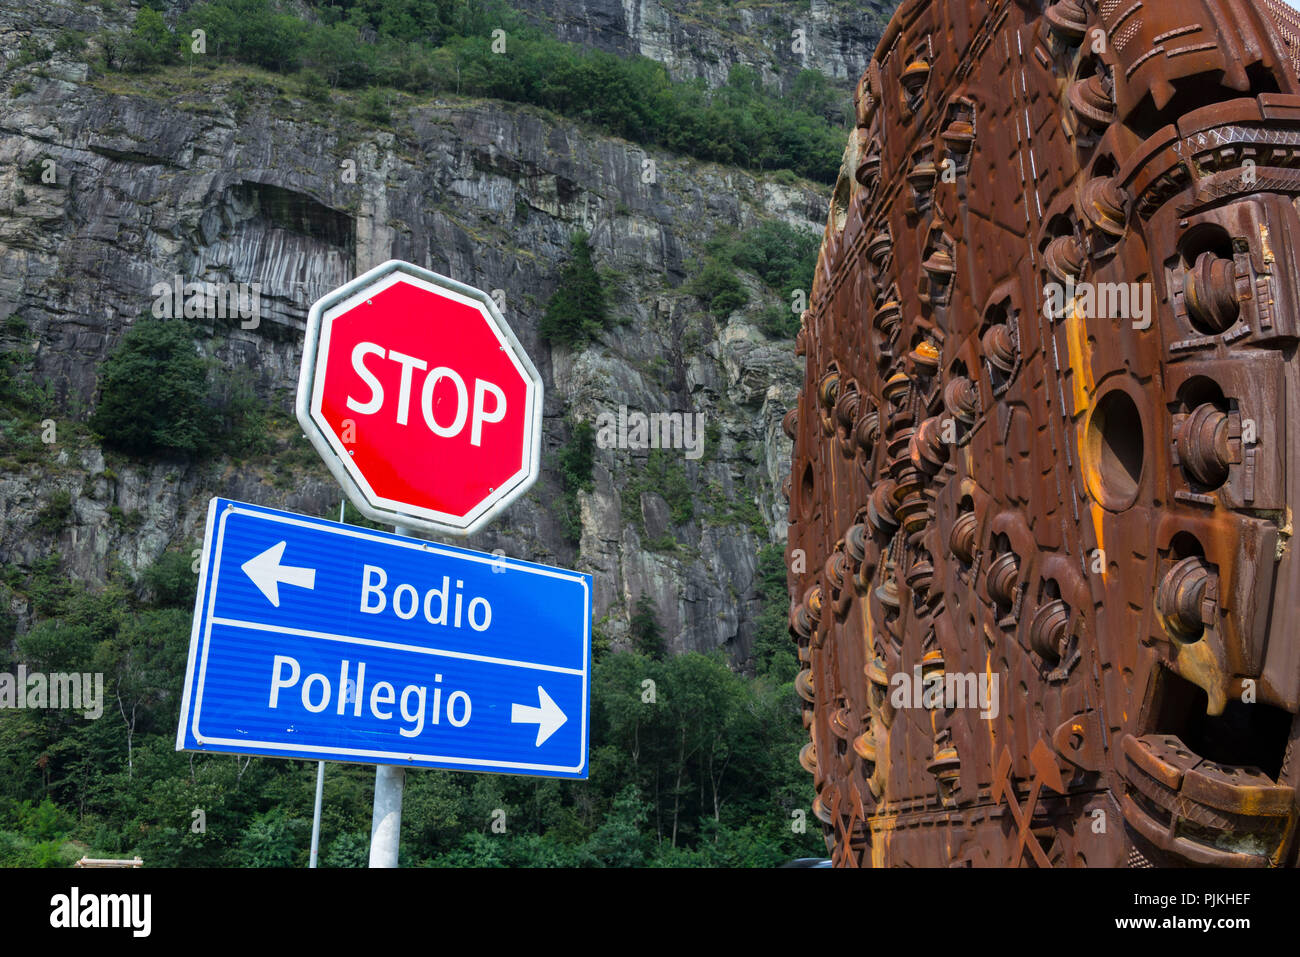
left=511, top=686, right=567, bottom=747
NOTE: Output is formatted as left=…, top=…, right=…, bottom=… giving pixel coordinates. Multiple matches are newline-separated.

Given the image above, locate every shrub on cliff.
left=629, top=595, right=665, bottom=660
left=730, top=220, right=821, bottom=306
left=556, top=419, right=596, bottom=544
left=686, top=257, right=748, bottom=319
left=89, top=319, right=271, bottom=459
left=121, top=8, right=175, bottom=72
left=89, top=319, right=218, bottom=457
left=540, top=231, right=610, bottom=348
left=691, top=221, right=820, bottom=337
left=138, top=549, right=199, bottom=609
left=748, top=543, right=799, bottom=683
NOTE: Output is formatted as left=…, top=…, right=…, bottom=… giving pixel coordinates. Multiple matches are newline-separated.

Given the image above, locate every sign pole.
left=368, top=763, right=405, bottom=868
left=310, top=500, right=346, bottom=869
left=309, top=760, right=325, bottom=867
left=367, top=521, right=412, bottom=868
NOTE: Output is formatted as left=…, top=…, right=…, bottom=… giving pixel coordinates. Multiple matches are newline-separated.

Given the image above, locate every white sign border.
left=295, top=260, right=544, bottom=538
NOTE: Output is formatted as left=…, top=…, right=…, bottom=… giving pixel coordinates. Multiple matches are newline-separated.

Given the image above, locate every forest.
left=0, top=535, right=820, bottom=866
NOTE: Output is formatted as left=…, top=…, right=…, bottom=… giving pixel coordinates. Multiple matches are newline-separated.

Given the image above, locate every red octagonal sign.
left=296, top=260, right=543, bottom=536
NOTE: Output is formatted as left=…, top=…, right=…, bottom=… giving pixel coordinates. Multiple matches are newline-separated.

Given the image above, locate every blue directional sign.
left=176, top=498, right=591, bottom=779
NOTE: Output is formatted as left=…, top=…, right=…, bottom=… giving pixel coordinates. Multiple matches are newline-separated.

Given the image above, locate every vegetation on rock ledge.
left=98, top=0, right=848, bottom=183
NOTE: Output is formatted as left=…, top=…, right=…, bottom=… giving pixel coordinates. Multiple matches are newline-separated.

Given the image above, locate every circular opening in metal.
left=1169, top=531, right=1205, bottom=561
left=1177, top=375, right=1226, bottom=411
left=1085, top=389, right=1144, bottom=510
left=1179, top=224, right=1233, bottom=269
left=799, top=463, right=816, bottom=520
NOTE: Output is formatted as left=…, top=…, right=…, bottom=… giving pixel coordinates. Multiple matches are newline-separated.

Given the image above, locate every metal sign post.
left=309, top=759, right=325, bottom=868
left=369, top=764, right=405, bottom=869
left=369, top=521, right=412, bottom=870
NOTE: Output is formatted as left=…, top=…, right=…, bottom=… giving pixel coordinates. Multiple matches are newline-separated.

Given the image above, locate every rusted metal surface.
left=786, top=0, right=1300, bottom=867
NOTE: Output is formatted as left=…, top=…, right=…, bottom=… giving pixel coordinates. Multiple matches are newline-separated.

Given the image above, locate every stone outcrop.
left=513, top=0, right=893, bottom=92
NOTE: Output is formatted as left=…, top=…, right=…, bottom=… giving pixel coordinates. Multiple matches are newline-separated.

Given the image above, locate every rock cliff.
left=0, top=0, right=887, bottom=661
left=513, top=0, right=892, bottom=91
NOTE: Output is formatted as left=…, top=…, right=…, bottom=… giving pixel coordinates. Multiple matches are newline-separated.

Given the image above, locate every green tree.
left=558, top=421, right=596, bottom=492
left=301, top=22, right=375, bottom=88
left=686, top=258, right=748, bottom=318
left=540, top=231, right=610, bottom=347
left=138, top=550, right=199, bottom=609
left=360, top=87, right=391, bottom=123
left=89, top=320, right=216, bottom=457
left=33, top=491, right=73, bottom=535
left=300, top=70, right=330, bottom=101
left=629, top=595, right=665, bottom=660
left=179, top=0, right=303, bottom=71
left=584, top=784, right=649, bottom=866
left=645, top=449, right=693, bottom=525
left=749, top=544, right=798, bottom=683
left=556, top=420, right=596, bottom=544
left=54, top=29, right=87, bottom=56
left=730, top=220, right=821, bottom=305
left=240, top=808, right=305, bottom=867
left=0, top=798, right=73, bottom=867
left=122, top=8, right=174, bottom=72
left=107, top=607, right=192, bottom=715
left=756, top=305, right=801, bottom=340
left=324, top=830, right=368, bottom=867
left=14, top=797, right=68, bottom=841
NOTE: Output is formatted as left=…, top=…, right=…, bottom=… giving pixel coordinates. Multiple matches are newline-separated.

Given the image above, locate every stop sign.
left=295, top=260, right=543, bottom=537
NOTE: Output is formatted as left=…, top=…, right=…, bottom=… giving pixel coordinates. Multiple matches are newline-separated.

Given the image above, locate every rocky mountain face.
left=0, top=0, right=885, bottom=661
left=513, top=0, right=893, bottom=91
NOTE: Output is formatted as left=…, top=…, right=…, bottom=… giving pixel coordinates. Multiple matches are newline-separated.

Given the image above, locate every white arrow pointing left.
left=241, top=541, right=316, bottom=607
left=511, top=686, right=567, bottom=747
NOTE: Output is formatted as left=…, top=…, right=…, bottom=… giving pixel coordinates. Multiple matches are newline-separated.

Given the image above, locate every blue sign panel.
left=176, top=498, right=590, bottom=778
